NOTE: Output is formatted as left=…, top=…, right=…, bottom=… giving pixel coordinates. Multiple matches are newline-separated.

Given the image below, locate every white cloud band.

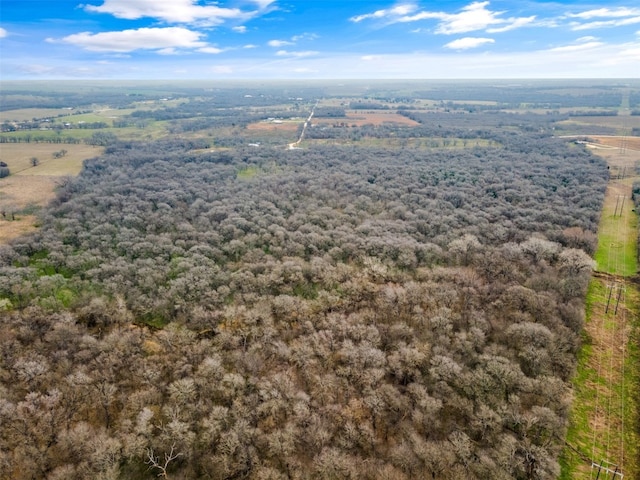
left=57, top=27, right=206, bottom=52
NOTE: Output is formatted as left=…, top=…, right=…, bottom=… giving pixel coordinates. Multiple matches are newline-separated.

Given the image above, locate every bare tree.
left=145, top=443, right=182, bottom=478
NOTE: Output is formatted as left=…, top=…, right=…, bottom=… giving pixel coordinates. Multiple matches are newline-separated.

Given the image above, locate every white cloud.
left=487, top=16, right=536, bottom=33
left=251, top=0, right=276, bottom=8
left=0, top=27, right=7, bottom=38
left=157, top=48, right=178, bottom=55
left=199, top=46, right=225, bottom=54
left=352, top=1, right=535, bottom=35
left=420, top=2, right=516, bottom=35
left=268, top=39, right=294, bottom=47
left=275, top=50, right=319, bottom=57
left=292, top=33, right=319, bottom=42
left=233, top=26, right=247, bottom=33
left=566, top=6, right=640, bottom=30
left=350, top=4, right=418, bottom=23
left=568, top=7, right=640, bottom=20
left=84, top=0, right=262, bottom=25
left=444, top=37, right=495, bottom=50
left=268, top=33, right=317, bottom=50
left=617, top=44, right=640, bottom=60
left=243, top=44, right=258, bottom=49
left=434, top=3, right=498, bottom=33
left=571, top=16, right=640, bottom=31
left=576, top=36, right=599, bottom=42
left=58, top=27, right=206, bottom=52
left=547, top=39, right=604, bottom=52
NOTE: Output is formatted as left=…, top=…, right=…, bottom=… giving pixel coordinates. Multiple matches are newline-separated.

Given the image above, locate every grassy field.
left=0, top=108, right=79, bottom=122
left=561, top=147, right=640, bottom=479
left=0, top=121, right=168, bottom=143
left=246, top=119, right=302, bottom=132
left=0, top=144, right=102, bottom=244
left=342, top=111, right=420, bottom=126
left=1, top=143, right=101, bottom=176
left=593, top=180, right=638, bottom=277
left=0, top=176, right=59, bottom=242
left=591, top=135, right=640, bottom=152
left=561, top=115, right=640, bottom=132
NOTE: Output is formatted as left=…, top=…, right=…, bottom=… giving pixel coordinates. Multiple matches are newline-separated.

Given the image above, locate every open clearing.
left=590, top=135, right=640, bottom=152
left=0, top=143, right=101, bottom=175
left=561, top=145, right=640, bottom=479
left=0, top=176, right=57, bottom=242
left=0, top=144, right=101, bottom=244
left=246, top=120, right=301, bottom=132
left=342, top=111, right=420, bottom=126
left=562, top=115, right=640, bottom=131
left=0, top=108, right=78, bottom=122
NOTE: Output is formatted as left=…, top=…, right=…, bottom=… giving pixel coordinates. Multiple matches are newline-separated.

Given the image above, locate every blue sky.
left=0, top=0, right=639, bottom=79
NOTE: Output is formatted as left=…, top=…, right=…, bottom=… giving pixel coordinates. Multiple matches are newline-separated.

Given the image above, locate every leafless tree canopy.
left=0, top=85, right=612, bottom=479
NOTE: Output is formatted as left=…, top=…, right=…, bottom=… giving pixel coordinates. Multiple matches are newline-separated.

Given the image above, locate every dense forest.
left=0, top=95, right=610, bottom=479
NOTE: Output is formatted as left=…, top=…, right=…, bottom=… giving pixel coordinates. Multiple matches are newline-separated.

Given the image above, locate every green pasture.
left=562, top=145, right=639, bottom=478
left=593, top=208, right=638, bottom=277
left=0, top=129, right=95, bottom=142
left=561, top=280, right=640, bottom=479
left=0, top=108, right=78, bottom=122
left=0, top=120, right=168, bottom=144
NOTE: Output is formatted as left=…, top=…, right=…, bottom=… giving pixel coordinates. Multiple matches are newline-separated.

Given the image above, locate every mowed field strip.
left=562, top=140, right=640, bottom=479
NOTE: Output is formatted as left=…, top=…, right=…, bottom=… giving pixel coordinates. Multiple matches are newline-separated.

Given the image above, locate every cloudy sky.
left=1, top=0, right=639, bottom=79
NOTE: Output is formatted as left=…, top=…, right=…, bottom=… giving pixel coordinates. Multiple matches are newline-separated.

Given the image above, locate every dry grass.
left=0, top=214, right=40, bottom=243
left=0, top=144, right=101, bottom=244
left=0, top=177, right=58, bottom=243
left=590, top=136, right=640, bottom=152
left=0, top=144, right=101, bottom=176
left=0, top=176, right=59, bottom=206
left=246, top=120, right=301, bottom=132
left=342, top=111, right=420, bottom=126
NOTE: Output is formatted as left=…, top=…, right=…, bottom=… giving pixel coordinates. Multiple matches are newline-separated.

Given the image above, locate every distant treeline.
left=413, top=85, right=623, bottom=108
